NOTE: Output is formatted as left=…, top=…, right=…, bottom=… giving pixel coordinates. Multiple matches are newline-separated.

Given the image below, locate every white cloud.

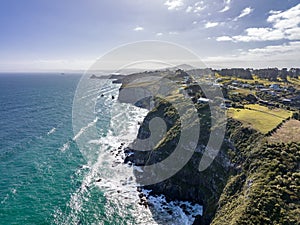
left=247, top=41, right=300, bottom=55
left=156, top=32, right=163, bottom=36
left=219, top=6, right=230, bottom=13
left=234, top=7, right=254, bottom=20
left=269, top=10, right=282, bottom=15
left=204, top=41, right=300, bottom=68
left=193, top=21, right=198, bottom=24
left=205, top=22, right=219, bottom=28
left=164, top=0, right=184, bottom=11
left=219, top=0, right=231, bottom=13
left=185, top=1, right=206, bottom=14
left=267, top=4, right=300, bottom=30
left=285, top=27, right=300, bottom=40
left=216, top=36, right=233, bottom=41
left=186, top=6, right=193, bottom=13
left=232, top=27, right=285, bottom=42
left=217, top=3, right=300, bottom=42
left=134, top=26, right=144, bottom=31
left=193, top=1, right=206, bottom=13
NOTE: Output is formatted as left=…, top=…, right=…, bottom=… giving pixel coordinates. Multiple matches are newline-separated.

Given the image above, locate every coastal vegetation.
left=116, top=67, right=300, bottom=224
left=212, top=141, right=300, bottom=225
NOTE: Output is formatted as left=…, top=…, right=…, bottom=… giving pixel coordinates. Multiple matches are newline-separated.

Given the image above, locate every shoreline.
left=112, top=74, right=205, bottom=224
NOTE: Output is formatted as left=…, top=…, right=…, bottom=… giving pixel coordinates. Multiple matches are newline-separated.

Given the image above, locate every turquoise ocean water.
left=0, top=74, right=202, bottom=225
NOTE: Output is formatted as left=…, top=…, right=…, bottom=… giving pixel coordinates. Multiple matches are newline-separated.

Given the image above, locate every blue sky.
left=0, top=0, right=299, bottom=71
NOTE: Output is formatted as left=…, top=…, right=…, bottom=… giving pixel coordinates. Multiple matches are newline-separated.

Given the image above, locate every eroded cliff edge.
left=116, top=71, right=299, bottom=224
left=122, top=96, right=260, bottom=224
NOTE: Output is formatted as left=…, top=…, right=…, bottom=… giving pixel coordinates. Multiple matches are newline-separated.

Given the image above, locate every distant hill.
left=168, top=64, right=196, bottom=71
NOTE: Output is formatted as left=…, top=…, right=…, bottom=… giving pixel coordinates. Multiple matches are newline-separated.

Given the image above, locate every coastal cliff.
left=117, top=71, right=300, bottom=224
left=122, top=96, right=260, bottom=224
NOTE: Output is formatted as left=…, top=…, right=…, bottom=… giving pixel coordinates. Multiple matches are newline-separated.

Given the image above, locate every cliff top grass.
left=227, top=104, right=293, bottom=134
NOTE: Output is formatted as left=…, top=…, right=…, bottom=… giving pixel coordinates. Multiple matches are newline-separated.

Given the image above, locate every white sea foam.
left=58, top=82, right=203, bottom=225
left=143, top=190, right=203, bottom=225
left=59, top=141, right=70, bottom=152
left=72, top=117, right=99, bottom=141
left=1, top=188, right=18, bottom=205
left=47, top=127, right=56, bottom=135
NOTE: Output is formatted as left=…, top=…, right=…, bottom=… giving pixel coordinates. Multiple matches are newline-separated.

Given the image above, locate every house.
left=213, top=83, right=222, bottom=87
left=197, top=97, right=211, bottom=103
left=242, top=84, right=251, bottom=88
left=255, top=84, right=265, bottom=89
left=220, top=99, right=232, bottom=108
left=269, top=84, right=281, bottom=91
left=282, top=98, right=292, bottom=103
left=259, top=100, right=275, bottom=106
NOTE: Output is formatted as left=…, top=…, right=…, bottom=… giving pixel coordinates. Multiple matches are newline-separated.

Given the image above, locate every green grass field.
left=227, top=104, right=293, bottom=134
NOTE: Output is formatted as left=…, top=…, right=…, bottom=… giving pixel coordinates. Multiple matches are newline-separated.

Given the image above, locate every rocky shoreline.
left=113, top=71, right=231, bottom=224
left=102, top=70, right=299, bottom=224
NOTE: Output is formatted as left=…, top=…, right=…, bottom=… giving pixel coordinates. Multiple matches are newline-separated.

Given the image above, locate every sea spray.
left=60, top=81, right=203, bottom=224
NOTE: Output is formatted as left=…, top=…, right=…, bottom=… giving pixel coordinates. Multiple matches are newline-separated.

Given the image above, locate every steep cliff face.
left=117, top=72, right=299, bottom=224
left=211, top=124, right=300, bottom=225
left=123, top=95, right=257, bottom=224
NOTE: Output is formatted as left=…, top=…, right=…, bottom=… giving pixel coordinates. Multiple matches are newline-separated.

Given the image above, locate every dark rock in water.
left=124, top=154, right=135, bottom=164
left=124, top=147, right=132, bottom=154
left=193, top=215, right=203, bottom=225
left=96, top=178, right=102, bottom=182
left=121, top=98, right=237, bottom=224
left=138, top=193, right=144, bottom=199
left=112, top=95, right=115, bottom=100
left=117, top=190, right=121, bottom=193
left=166, top=209, right=173, bottom=215
left=138, top=197, right=148, bottom=208
left=101, top=94, right=104, bottom=97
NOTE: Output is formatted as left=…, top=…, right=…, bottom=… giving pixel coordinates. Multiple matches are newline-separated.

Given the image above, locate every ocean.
left=0, top=73, right=202, bottom=225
